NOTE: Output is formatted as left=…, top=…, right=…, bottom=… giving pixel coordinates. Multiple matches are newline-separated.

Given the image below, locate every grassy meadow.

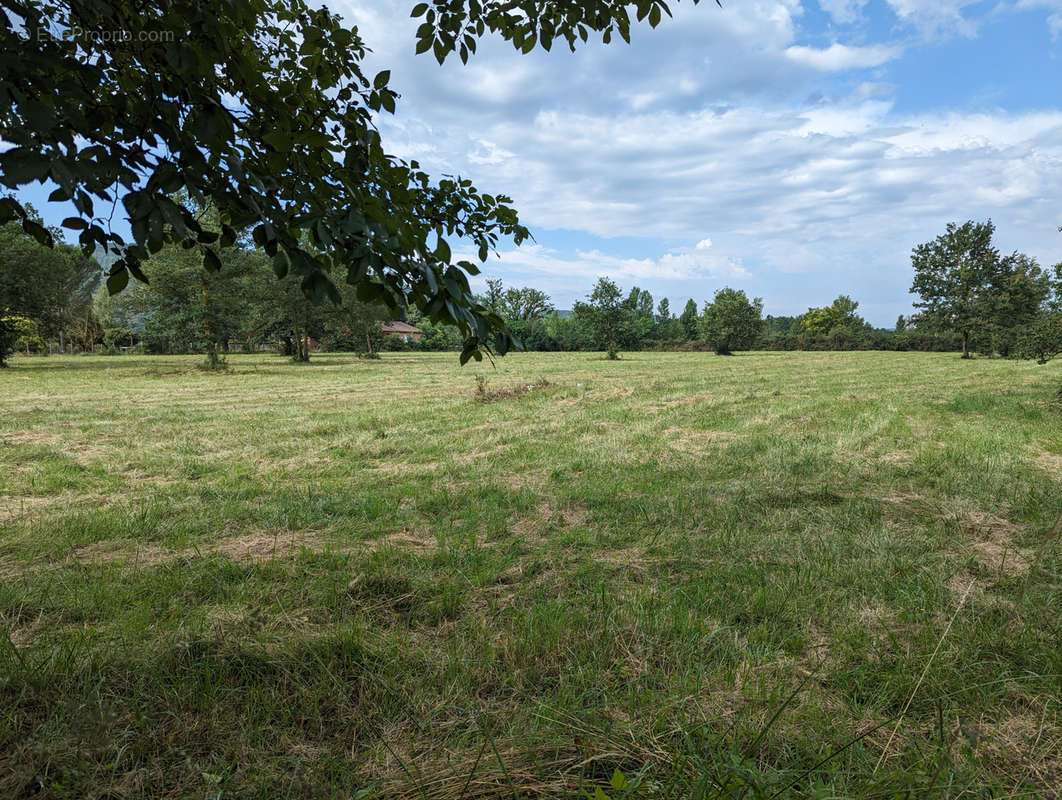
left=1, top=350, right=1060, bottom=798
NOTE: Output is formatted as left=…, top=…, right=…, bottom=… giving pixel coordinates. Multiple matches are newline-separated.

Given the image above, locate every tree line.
left=2, top=215, right=1059, bottom=367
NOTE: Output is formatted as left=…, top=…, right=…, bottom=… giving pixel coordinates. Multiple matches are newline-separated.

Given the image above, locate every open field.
left=1, top=351, right=1061, bottom=798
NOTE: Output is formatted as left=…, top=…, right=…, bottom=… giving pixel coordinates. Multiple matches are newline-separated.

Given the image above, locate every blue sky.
left=20, top=0, right=1062, bottom=325
left=338, top=0, right=1062, bottom=324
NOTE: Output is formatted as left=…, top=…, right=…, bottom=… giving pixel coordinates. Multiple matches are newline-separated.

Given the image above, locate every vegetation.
left=699, top=287, right=763, bottom=355
left=1, top=0, right=722, bottom=360
left=574, top=277, right=628, bottom=359
left=909, top=220, right=1054, bottom=359
left=1, top=351, right=1060, bottom=797
left=0, top=213, right=99, bottom=365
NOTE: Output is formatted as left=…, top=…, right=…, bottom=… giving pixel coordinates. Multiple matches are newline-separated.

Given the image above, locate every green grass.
left=1, top=350, right=1060, bottom=799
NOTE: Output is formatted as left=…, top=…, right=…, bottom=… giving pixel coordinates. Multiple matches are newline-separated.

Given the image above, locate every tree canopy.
left=1, top=0, right=713, bottom=363
left=909, top=220, right=1006, bottom=358
left=699, top=287, right=763, bottom=355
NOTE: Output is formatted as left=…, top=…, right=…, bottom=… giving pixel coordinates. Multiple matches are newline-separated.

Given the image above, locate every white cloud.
left=463, top=243, right=750, bottom=286
left=785, top=43, right=902, bottom=70
left=307, top=2, right=1062, bottom=319
left=817, top=0, right=870, bottom=25
left=1016, top=0, right=1062, bottom=37
left=882, top=0, right=983, bottom=37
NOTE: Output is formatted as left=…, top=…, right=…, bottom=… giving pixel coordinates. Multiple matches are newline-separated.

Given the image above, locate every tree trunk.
left=961, top=330, right=970, bottom=359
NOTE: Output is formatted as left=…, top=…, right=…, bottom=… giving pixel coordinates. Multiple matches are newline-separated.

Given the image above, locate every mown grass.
left=1, top=350, right=1060, bottom=799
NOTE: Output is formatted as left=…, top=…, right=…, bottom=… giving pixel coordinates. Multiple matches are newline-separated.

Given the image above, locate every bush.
left=0, top=315, right=43, bottom=365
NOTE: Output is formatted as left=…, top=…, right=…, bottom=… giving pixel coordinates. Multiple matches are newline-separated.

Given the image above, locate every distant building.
left=381, top=321, right=423, bottom=342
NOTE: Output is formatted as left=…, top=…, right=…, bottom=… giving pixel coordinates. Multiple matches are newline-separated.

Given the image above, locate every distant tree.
left=654, top=297, right=683, bottom=341
left=700, top=287, right=763, bottom=355
left=482, top=279, right=506, bottom=316
left=574, top=277, right=627, bottom=359
left=623, top=286, right=655, bottom=346
left=985, top=253, right=1050, bottom=356
left=116, top=241, right=266, bottom=367
left=0, top=213, right=100, bottom=351
left=895, top=315, right=907, bottom=332
left=796, top=295, right=866, bottom=335
left=1013, top=312, right=1062, bottom=365
left=0, top=314, right=37, bottom=365
left=499, top=286, right=553, bottom=321
left=679, top=298, right=700, bottom=340
left=321, top=289, right=389, bottom=357
left=3, top=0, right=726, bottom=363
left=764, top=315, right=797, bottom=336
left=910, top=220, right=1008, bottom=359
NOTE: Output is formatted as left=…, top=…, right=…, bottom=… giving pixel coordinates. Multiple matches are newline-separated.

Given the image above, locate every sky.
left=18, top=0, right=1062, bottom=325
left=331, top=0, right=1062, bottom=324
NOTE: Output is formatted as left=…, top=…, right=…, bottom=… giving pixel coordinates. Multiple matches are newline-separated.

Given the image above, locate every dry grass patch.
left=959, top=511, right=1032, bottom=576
left=369, top=528, right=437, bottom=555
left=1031, top=448, right=1062, bottom=478
left=645, top=390, right=716, bottom=412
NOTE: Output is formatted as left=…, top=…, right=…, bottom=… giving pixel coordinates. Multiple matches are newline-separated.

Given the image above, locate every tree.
left=573, top=277, right=627, bottom=359
left=482, top=279, right=506, bottom=316
left=910, top=220, right=1007, bottom=359
left=796, top=295, right=866, bottom=335
left=115, top=239, right=265, bottom=367
left=0, top=213, right=100, bottom=352
left=1013, top=312, right=1062, bottom=365
left=321, top=292, right=389, bottom=357
left=679, top=299, right=700, bottom=340
left=764, top=315, right=797, bottom=336
left=654, top=297, right=683, bottom=341
left=499, top=287, right=553, bottom=321
left=700, top=287, right=763, bottom=355
left=2, top=0, right=715, bottom=363
left=984, top=252, right=1050, bottom=356
left=621, top=286, right=655, bottom=346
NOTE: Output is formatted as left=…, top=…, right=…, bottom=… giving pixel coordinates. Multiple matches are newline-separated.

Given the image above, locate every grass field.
left=1, top=350, right=1061, bottom=798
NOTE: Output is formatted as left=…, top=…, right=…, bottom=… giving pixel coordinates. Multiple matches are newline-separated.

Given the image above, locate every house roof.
left=381, top=321, right=422, bottom=334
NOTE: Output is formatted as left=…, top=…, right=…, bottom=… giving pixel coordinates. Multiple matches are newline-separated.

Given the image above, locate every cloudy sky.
left=333, top=0, right=1062, bottom=324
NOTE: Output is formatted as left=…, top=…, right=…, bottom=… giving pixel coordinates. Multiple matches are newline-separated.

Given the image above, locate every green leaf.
left=106, top=268, right=129, bottom=295
left=61, top=217, right=87, bottom=231
left=203, top=248, right=222, bottom=272
left=373, top=70, right=390, bottom=89
left=610, top=769, right=628, bottom=791
left=435, top=236, right=451, bottom=263
left=410, top=2, right=428, bottom=17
